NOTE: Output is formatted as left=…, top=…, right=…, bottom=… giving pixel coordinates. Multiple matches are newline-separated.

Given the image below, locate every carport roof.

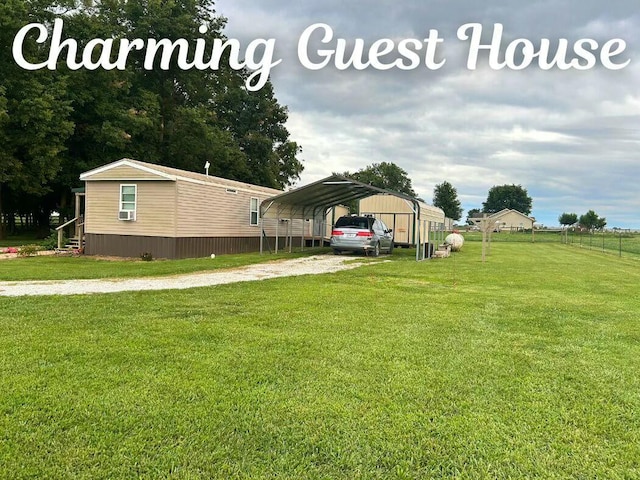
left=260, top=174, right=420, bottom=219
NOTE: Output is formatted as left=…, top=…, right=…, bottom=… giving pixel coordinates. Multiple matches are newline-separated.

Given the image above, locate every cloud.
left=216, top=0, right=640, bottom=227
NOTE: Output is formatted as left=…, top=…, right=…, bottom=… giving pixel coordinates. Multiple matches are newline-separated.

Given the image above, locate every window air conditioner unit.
left=118, top=210, right=135, bottom=221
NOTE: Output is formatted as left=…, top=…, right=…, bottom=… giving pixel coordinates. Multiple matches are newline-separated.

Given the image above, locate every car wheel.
left=373, top=242, right=380, bottom=257
left=333, top=249, right=341, bottom=255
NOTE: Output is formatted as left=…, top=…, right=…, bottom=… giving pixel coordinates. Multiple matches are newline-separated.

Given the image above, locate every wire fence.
left=461, top=229, right=640, bottom=259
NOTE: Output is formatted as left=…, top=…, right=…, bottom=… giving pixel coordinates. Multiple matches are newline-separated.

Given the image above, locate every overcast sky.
left=216, top=0, right=639, bottom=227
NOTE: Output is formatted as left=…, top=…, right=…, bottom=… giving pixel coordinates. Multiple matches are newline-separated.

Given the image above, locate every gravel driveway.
left=0, top=255, right=373, bottom=297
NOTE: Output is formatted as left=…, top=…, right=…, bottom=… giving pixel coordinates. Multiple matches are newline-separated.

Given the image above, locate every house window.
left=120, top=184, right=136, bottom=210
left=119, top=184, right=137, bottom=220
left=250, top=197, right=259, bottom=226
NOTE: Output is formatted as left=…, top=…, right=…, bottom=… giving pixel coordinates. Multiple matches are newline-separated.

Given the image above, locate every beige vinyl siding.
left=360, top=194, right=409, bottom=214
left=494, top=211, right=534, bottom=230
left=259, top=205, right=349, bottom=239
left=85, top=181, right=177, bottom=236
left=360, top=194, right=444, bottom=223
left=84, top=164, right=171, bottom=181
left=260, top=218, right=304, bottom=238
left=176, top=180, right=279, bottom=237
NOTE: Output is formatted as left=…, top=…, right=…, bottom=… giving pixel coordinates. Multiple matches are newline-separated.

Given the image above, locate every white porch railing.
left=55, top=216, right=83, bottom=249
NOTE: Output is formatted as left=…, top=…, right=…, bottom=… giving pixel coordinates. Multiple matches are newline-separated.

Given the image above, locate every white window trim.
left=250, top=197, right=259, bottom=226
left=119, top=184, right=137, bottom=219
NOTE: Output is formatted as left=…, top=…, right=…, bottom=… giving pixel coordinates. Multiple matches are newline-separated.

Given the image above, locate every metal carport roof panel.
left=260, top=174, right=422, bottom=219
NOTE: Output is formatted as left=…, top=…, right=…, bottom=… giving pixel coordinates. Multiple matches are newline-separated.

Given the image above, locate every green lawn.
left=0, top=248, right=330, bottom=281
left=0, top=234, right=42, bottom=248
left=1, top=242, right=640, bottom=478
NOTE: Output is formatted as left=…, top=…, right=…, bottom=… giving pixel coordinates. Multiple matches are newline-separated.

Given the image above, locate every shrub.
left=41, top=230, right=64, bottom=250
left=18, top=245, right=41, bottom=257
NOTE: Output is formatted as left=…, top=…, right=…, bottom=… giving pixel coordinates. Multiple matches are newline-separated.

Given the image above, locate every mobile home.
left=80, top=159, right=291, bottom=258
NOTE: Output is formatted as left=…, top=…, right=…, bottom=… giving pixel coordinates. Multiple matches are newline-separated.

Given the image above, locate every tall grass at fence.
left=565, top=230, right=640, bottom=257
left=460, top=229, right=640, bottom=259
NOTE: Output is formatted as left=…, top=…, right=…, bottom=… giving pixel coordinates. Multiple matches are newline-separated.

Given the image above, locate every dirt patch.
left=0, top=250, right=56, bottom=261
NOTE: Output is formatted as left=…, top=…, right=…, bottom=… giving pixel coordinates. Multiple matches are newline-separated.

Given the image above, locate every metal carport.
left=259, top=174, right=445, bottom=260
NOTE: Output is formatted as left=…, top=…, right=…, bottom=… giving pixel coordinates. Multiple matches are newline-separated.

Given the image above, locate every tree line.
left=332, top=166, right=612, bottom=232
left=0, top=0, right=303, bottom=238
left=339, top=164, right=532, bottom=225
left=559, top=210, right=607, bottom=232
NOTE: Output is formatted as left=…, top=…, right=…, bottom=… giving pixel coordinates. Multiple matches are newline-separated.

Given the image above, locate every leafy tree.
left=1, top=0, right=304, bottom=236
left=344, top=162, right=417, bottom=197
left=433, top=181, right=462, bottom=221
left=558, top=212, right=578, bottom=227
left=579, top=210, right=606, bottom=231
left=0, top=0, right=74, bottom=235
left=215, top=76, right=303, bottom=188
left=87, top=0, right=301, bottom=189
left=0, top=89, right=9, bottom=238
left=483, top=184, right=532, bottom=215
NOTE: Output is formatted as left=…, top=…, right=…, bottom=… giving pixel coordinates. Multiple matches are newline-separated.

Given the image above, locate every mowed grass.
left=1, top=242, right=640, bottom=478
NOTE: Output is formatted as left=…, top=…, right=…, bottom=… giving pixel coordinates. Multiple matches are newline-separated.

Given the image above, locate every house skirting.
left=84, top=233, right=309, bottom=259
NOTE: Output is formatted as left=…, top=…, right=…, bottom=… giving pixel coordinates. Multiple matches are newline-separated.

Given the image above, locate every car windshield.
left=335, top=217, right=372, bottom=229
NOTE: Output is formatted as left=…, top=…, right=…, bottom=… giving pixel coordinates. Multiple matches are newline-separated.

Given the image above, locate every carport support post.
left=481, top=214, right=487, bottom=262
left=325, top=207, right=332, bottom=246
left=310, top=208, right=316, bottom=248
left=415, top=220, right=420, bottom=261
left=313, top=217, right=317, bottom=248
left=275, top=216, right=279, bottom=254
left=300, top=207, right=305, bottom=252
left=259, top=200, right=276, bottom=255
left=290, top=217, right=294, bottom=253
left=289, top=220, right=292, bottom=251
left=315, top=207, right=321, bottom=247
left=392, top=214, right=397, bottom=244
left=413, top=216, right=422, bottom=262
left=259, top=216, right=263, bottom=254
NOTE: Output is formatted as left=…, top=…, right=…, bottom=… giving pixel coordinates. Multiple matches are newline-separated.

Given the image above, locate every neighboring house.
left=359, top=194, right=447, bottom=247
left=470, top=209, right=535, bottom=231
left=80, top=158, right=289, bottom=259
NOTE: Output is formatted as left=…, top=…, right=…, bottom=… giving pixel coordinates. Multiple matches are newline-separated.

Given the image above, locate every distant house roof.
left=470, top=209, right=535, bottom=225
left=489, top=209, right=535, bottom=222
left=79, top=158, right=281, bottom=196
